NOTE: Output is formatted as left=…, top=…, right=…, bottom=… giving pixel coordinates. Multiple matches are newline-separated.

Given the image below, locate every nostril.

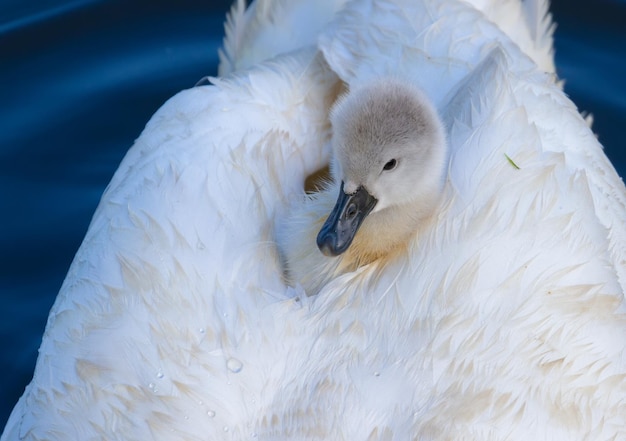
left=346, top=203, right=357, bottom=220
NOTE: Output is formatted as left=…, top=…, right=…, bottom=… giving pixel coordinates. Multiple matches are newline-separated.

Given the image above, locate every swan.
left=3, top=0, right=626, bottom=439
left=277, top=78, right=447, bottom=295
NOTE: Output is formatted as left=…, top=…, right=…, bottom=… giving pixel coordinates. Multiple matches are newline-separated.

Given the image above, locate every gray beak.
left=317, top=182, right=378, bottom=256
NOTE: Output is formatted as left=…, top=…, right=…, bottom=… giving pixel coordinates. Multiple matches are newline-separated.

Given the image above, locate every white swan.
left=277, top=78, right=447, bottom=295
left=3, top=0, right=626, bottom=440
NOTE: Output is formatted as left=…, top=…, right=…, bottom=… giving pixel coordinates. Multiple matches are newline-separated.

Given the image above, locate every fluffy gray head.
left=330, top=78, right=447, bottom=213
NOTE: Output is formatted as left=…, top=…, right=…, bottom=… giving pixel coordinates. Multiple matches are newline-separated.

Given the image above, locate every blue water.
left=0, top=0, right=625, bottom=429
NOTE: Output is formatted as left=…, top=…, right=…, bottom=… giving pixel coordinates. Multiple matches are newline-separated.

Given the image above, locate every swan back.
left=1, top=49, right=342, bottom=440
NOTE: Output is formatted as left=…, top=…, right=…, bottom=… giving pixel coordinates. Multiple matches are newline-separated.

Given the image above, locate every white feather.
left=219, top=0, right=556, bottom=76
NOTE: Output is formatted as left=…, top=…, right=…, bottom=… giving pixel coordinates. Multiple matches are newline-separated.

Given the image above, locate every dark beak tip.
left=316, top=232, right=339, bottom=257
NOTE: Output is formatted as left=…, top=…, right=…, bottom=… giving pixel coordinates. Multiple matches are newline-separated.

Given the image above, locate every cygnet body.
left=279, top=78, right=448, bottom=295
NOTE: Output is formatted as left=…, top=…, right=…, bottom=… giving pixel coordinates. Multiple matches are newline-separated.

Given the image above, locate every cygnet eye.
left=383, top=159, right=397, bottom=171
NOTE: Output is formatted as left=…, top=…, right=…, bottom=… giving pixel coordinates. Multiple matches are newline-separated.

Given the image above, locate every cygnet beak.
left=317, top=181, right=378, bottom=256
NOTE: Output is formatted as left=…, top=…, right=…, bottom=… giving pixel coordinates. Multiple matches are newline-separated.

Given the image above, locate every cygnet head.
left=317, top=78, right=447, bottom=257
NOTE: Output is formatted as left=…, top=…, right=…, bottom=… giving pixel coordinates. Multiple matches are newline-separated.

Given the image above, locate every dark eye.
left=383, top=159, right=397, bottom=171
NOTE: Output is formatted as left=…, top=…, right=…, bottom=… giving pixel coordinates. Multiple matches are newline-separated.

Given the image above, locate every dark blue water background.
left=1, top=0, right=625, bottom=429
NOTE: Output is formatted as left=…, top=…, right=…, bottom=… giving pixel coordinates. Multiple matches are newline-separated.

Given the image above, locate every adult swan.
left=3, top=0, right=625, bottom=439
